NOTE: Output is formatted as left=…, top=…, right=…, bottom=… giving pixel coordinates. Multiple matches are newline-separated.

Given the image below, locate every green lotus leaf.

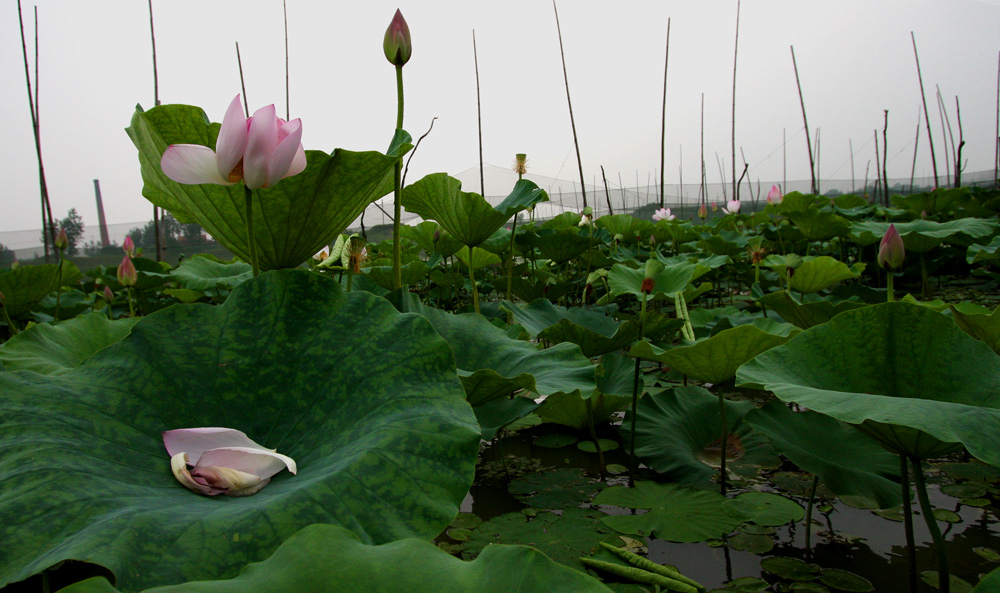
left=537, top=391, right=631, bottom=430
left=755, top=291, right=867, bottom=329
left=594, top=214, right=654, bottom=243
left=760, top=557, right=821, bottom=581
left=60, top=523, right=612, bottom=593
left=636, top=324, right=795, bottom=385
left=399, top=221, right=464, bottom=258
left=817, top=568, right=874, bottom=592
left=851, top=219, right=995, bottom=252
left=744, top=401, right=901, bottom=508
left=622, top=387, right=778, bottom=487
left=473, top=395, right=541, bottom=440
left=891, top=187, right=971, bottom=217
left=479, top=227, right=514, bottom=255
left=593, top=481, right=742, bottom=542
left=517, top=227, right=592, bottom=264
left=508, top=467, right=606, bottom=509
left=400, top=173, right=548, bottom=247
left=950, top=304, right=1000, bottom=355
left=454, top=245, right=502, bottom=270
left=0, top=270, right=479, bottom=591
left=784, top=209, right=851, bottom=241
left=972, top=566, right=1000, bottom=593
left=968, top=236, right=1000, bottom=265
left=788, top=256, right=865, bottom=294
left=608, top=261, right=707, bottom=299
left=0, top=312, right=138, bottom=375
left=501, top=299, right=643, bottom=357
left=364, top=259, right=430, bottom=291
left=697, top=232, right=749, bottom=257
left=722, top=492, right=804, bottom=526
left=0, top=260, right=82, bottom=318
left=171, top=256, right=252, bottom=291
left=127, top=104, right=402, bottom=270
left=392, top=292, right=596, bottom=406
left=736, top=302, right=1000, bottom=464
left=773, top=192, right=826, bottom=213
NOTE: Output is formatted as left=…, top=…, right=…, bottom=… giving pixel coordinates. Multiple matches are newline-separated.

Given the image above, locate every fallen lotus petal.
left=164, top=427, right=296, bottom=497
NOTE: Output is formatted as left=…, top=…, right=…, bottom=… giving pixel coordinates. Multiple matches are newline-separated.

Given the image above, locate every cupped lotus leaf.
left=788, top=256, right=865, bottom=294
left=608, top=261, right=707, bottom=299
left=473, top=395, right=541, bottom=440
left=755, top=291, right=867, bottom=329
left=784, top=209, right=852, bottom=241
left=501, top=299, right=641, bottom=357
left=595, top=214, right=654, bottom=243
left=593, top=481, right=742, bottom=542
left=400, top=173, right=548, bottom=247
left=127, top=104, right=403, bottom=271
left=517, top=227, right=592, bottom=264
left=537, top=391, right=630, bottom=430
left=622, top=387, right=778, bottom=487
left=60, top=523, right=613, bottom=593
left=950, top=304, right=1000, bottom=355
left=722, top=492, right=805, bottom=526
left=0, top=270, right=479, bottom=591
left=635, top=325, right=794, bottom=385
left=171, top=256, right=252, bottom=291
left=697, top=233, right=749, bottom=257
left=399, top=221, right=465, bottom=258
left=479, top=227, right=514, bottom=255
left=736, top=302, right=1000, bottom=464
left=851, top=219, right=995, bottom=252
left=454, top=245, right=502, bottom=270
left=891, top=187, right=970, bottom=217
left=773, top=192, right=825, bottom=213
left=973, top=566, right=1000, bottom=592
left=364, top=259, right=430, bottom=290
left=967, top=236, right=1000, bottom=265
left=0, top=260, right=82, bottom=318
left=391, top=292, right=596, bottom=405
left=0, top=312, right=138, bottom=375
left=744, top=401, right=901, bottom=509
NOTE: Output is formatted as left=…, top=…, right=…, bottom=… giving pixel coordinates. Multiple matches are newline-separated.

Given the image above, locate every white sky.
left=1, top=0, right=999, bottom=234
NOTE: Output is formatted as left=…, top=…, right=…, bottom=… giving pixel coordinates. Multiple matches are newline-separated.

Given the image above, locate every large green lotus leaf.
left=637, top=325, right=794, bottom=385
left=508, top=467, right=606, bottom=509
left=696, top=232, right=749, bottom=257
left=594, top=214, right=654, bottom=242
left=392, top=292, right=596, bottom=405
left=850, top=219, right=995, bottom=252
left=61, top=523, right=612, bottom=593
left=788, top=256, right=865, bottom=294
left=399, top=221, right=465, bottom=258
left=622, top=387, right=778, bottom=487
left=0, top=312, right=138, bottom=375
left=454, top=245, right=502, bottom=270
left=722, top=492, right=804, bottom=526
left=972, top=565, right=1000, bottom=593
left=501, top=299, right=643, bottom=358
left=756, top=290, right=867, bottom=329
left=171, top=256, right=252, bottom=291
left=891, top=187, right=970, bottom=217
left=536, top=390, right=630, bottom=429
left=967, top=236, right=1000, bottom=265
left=744, top=401, right=902, bottom=508
left=736, top=302, right=1000, bottom=464
left=463, top=507, right=620, bottom=571
left=517, top=227, right=592, bottom=264
left=608, top=261, right=707, bottom=299
left=593, top=482, right=742, bottom=542
left=950, top=304, right=1000, bottom=355
left=364, top=260, right=430, bottom=291
left=127, top=104, right=402, bottom=270
left=0, top=260, right=82, bottom=318
left=472, top=395, right=541, bottom=440
left=400, top=173, right=548, bottom=247
left=0, top=270, right=479, bottom=591
left=784, top=209, right=851, bottom=241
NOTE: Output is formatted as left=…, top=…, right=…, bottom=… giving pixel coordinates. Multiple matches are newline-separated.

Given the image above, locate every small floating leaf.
left=760, top=557, right=821, bottom=581
left=722, top=492, right=805, bottom=526
left=920, top=571, right=974, bottom=593
left=729, top=533, right=774, bottom=555
left=534, top=434, right=578, bottom=449
left=818, top=568, right=874, bottom=592
left=578, top=439, right=620, bottom=453
left=974, top=547, right=1000, bottom=562
left=932, top=509, right=962, bottom=524
left=941, top=483, right=988, bottom=499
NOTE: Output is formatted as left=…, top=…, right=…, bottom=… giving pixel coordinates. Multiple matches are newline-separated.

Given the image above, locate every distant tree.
left=0, top=242, right=14, bottom=265
left=42, top=208, right=85, bottom=256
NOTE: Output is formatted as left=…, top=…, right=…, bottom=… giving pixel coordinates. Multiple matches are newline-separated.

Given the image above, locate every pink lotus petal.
left=171, top=452, right=226, bottom=496
left=197, top=446, right=296, bottom=480
left=267, top=119, right=304, bottom=186
left=163, top=427, right=285, bottom=466
left=215, top=95, right=249, bottom=182
left=161, top=145, right=233, bottom=186
left=190, top=465, right=265, bottom=495
left=244, top=105, right=279, bottom=189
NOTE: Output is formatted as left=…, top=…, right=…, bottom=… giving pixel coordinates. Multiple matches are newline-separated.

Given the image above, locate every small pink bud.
left=766, top=185, right=782, bottom=205
left=383, top=9, right=412, bottom=66
left=117, top=256, right=138, bottom=287
left=877, top=224, right=905, bottom=271
left=711, top=201, right=719, bottom=212
left=123, top=236, right=136, bottom=257
left=103, top=285, right=114, bottom=302
left=54, top=228, right=68, bottom=251
left=698, top=203, right=708, bottom=220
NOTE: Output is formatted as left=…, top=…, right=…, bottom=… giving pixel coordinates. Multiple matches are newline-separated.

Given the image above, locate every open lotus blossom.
left=164, top=427, right=297, bottom=497
left=160, top=95, right=306, bottom=190
left=766, top=185, right=782, bottom=205
left=722, top=200, right=741, bottom=215
left=652, top=207, right=675, bottom=222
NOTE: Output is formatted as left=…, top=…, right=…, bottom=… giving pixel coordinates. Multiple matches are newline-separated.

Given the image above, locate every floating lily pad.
left=578, top=439, right=620, bottom=453
left=59, top=524, right=613, bottom=593
left=722, top=492, right=805, bottom=526
left=933, top=509, right=963, bottom=523
left=534, top=433, right=579, bottom=449
left=593, top=482, right=742, bottom=542
left=760, top=557, right=821, bottom=581
left=0, top=270, right=479, bottom=591
left=974, top=547, right=1000, bottom=562
left=941, top=483, right=988, bottom=499
left=921, top=572, right=975, bottom=593
left=508, top=468, right=605, bottom=509
left=0, top=312, right=138, bottom=375
left=730, top=532, right=775, bottom=554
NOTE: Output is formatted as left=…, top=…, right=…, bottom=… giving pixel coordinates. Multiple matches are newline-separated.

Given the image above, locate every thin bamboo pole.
left=731, top=0, right=741, bottom=201
left=790, top=46, right=817, bottom=194
left=553, top=1, right=587, bottom=209
left=148, top=0, right=162, bottom=261
left=473, top=30, right=485, bottom=196
left=659, top=18, right=671, bottom=208
left=911, top=32, right=940, bottom=187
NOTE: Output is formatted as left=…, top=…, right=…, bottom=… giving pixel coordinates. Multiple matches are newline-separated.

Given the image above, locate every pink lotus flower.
left=122, top=236, right=135, bottom=257
left=766, top=185, right=782, bottom=205
left=722, top=200, right=742, bottom=215
left=652, top=207, right=675, bottom=222
left=163, top=427, right=296, bottom=497
left=160, top=95, right=306, bottom=190
left=117, top=256, right=137, bottom=287
left=698, top=203, right=708, bottom=220
left=877, top=223, right=905, bottom=270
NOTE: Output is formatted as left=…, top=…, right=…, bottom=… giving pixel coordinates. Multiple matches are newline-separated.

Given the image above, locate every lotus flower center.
left=227, top=160, right=244, bottom=183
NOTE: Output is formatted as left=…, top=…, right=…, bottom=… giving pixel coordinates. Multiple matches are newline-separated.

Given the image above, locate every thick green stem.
left=887, top=271, right=895, bottom=302
left=126, top=287, right=136, bottom=318
left=1, top=302, right=18, bottom=335
left=901, top=454, right=918, bottom=593
left=585, top=397, right=606, bottom=480
left=628, top=293, right=648, bottom=488
left=718, top=392, right=728, bottom=496
left=912, top=457, right=949, bottom=593
left=804, top=474, right=819, bottom=553
left=392, top=64, right=404, bottom=291
left=54, top=255, right=63, bottom=321
left=468, top=257, right=480, bottom=314
left=244, top=185, right=259, bottom=277
left=921, top=253, right=929, bottom=299
left=506, top=216, right=518, bottom=318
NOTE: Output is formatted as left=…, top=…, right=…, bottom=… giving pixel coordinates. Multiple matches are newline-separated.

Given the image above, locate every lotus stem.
left=628, top=293, right=648, bottom=488
left=468, top=255, right=480, bottom=314
left=126, top=287, right=136, bottom=318
left=901, top=454, right=918, bottom=593
left=886, top=271, right=895, bottom=302
left=912, top=457, right=950, bottom=593
left=718, top=392, right=729, bottom=497
left=54, top=253, right=63, bottom=321
left=244, top=185, right=259, bottom=277
left=1, top=301, right=18, bottom=335
left=804, top=473, right=819, bottom=554
left=392, top=63, right=404, bottom=291
left=506, top=216, right=517, bottom=319
left=585, top=397, right=606, bottom=480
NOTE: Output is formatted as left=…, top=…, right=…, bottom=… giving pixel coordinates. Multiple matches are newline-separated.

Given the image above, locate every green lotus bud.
left=383, top=9, right=412, bottom=66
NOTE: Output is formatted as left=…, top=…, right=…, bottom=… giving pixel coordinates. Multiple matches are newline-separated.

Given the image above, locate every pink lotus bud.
left=54, top=228, right=68, bottom=251
left=383, top=9, right=412, bottom=66
left=877, top=224, right=905, bottom=271
left=123, top=236, right=136, bottom=257
left=117, top=256, right=138, bottom=287
left=766, top=185, right=782, bottom=205
left=698, top=203, right=708, bottom=220
left=103, top=285, right=114, bottom=302
left=711, top=201, right=718, bottom=212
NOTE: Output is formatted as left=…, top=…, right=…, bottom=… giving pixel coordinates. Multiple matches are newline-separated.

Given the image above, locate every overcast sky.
left=1, top=0, right=999, bottom=236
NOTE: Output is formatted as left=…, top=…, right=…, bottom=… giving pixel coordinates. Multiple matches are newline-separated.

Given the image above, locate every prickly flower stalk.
left=512, top=153, right=528, bottom=177
left=53, top=228, right=68, bottom=321
left=385, top=9, right=411, bottom=290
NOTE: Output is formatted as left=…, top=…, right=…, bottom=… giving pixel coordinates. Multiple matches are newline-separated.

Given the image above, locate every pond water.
left=458, top=425, right=1000, bottom=592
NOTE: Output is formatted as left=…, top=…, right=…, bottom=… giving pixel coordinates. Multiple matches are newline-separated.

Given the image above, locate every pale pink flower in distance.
left=698, top=203, right=708, bottom=220
left=163, top=427, right=296, bottom=497
left=766, top=185, right=782, bottom=205
left=122, top=236, right=136, bottom=257
left=722, top=200, right=742, bottom=215
left=652, top=207, right=675, bottom=222
left=160, top=95, right=306, bottom=190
